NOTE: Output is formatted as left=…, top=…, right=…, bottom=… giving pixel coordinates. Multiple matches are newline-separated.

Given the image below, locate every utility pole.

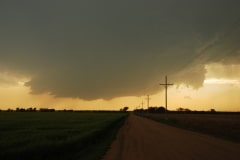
left=141, top=100, right=144, bottom=109
left=146, top=95, right=151, bottom=109
left=160, top=75, right=173, bottom=111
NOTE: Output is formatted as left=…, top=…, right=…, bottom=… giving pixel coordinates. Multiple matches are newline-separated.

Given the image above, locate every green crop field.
left=0, top=112, right=127, bottom=160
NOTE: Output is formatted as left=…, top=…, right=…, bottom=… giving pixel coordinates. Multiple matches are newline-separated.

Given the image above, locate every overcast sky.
left=1, top=0, right=240, bottom=101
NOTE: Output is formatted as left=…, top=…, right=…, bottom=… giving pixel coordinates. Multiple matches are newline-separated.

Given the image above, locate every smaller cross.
left=146, top=95, right=151, bottom=109
left=141, top=100, right=144, bottom=109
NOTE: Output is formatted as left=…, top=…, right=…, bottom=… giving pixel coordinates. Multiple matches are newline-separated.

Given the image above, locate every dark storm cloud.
left=0, top=0, right=240, bottom=100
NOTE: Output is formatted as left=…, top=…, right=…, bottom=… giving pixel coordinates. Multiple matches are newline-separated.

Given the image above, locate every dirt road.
left=103, top=114, right=240, bottom=160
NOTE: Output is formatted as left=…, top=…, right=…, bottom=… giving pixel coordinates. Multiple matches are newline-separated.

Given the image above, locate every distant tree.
left=120, top=106, right=129, bottom=112
left=177, top=107, right=184, bottom=112
left=146, top=106, right=166, bottom=113
left=64, top=109, right=73, bottom=112
left=210, top=109, right=216, bottom=113
left=184, top=108, right=191, bottom=112
left=7, top=108, right=14, bottom=112
left=26, top=107, right=37, bottom=112
left=123, top=106, right=129, bottom=112
left=27, top=107, right=32, bottom=112
left=40, top=108, right=55, bottom=112
left=177, top=107, right=191, bottom=113
left=18, top=108, right=26, bottom=112
left=157, top=106, right=166, bottom=113
left=148, top=107, right=157, bottom=113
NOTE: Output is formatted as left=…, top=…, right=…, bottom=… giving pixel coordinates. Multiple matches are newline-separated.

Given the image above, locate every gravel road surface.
left=103, top=114, right=240, bottom=160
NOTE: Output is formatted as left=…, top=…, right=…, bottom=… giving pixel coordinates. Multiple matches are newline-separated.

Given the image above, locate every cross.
left=160, top=75, right=173, bottom=111
left=146, top=95, right=151, bottom=109
left=141, top=100, right=144, bottom=109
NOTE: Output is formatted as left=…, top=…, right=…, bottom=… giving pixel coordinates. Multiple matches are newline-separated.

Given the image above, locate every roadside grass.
left=137, top=113, right=240, bottom=143
left=0, top=112, right=127, bottom=160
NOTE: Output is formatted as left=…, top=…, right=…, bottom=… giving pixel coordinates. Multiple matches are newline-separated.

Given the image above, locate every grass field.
left=0, top=112, right=127, bottom=160
left=138, top=113, right=240, bottom=143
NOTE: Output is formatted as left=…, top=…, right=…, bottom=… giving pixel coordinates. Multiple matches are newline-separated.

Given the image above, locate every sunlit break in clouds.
left=204, top=79, right=240, bottom=85
left=0, top=0, right=240, bottom=111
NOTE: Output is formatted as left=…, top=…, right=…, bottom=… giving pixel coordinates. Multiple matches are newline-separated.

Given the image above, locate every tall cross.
left=160, top=75, right=173, bottom=111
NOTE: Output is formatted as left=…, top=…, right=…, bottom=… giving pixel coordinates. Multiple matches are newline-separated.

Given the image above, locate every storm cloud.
left=0, top=0, right=240, bottom=100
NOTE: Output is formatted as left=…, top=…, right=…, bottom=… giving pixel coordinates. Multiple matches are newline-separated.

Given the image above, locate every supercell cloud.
left=0, top=0, right=240, bottom=100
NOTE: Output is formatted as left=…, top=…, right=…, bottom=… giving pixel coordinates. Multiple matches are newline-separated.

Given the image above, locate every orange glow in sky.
left=0, top=63, right=239, bottom=111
